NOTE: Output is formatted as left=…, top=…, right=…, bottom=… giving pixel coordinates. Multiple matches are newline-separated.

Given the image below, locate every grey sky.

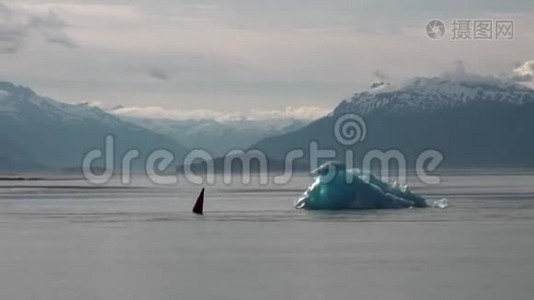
left=1, top=0, right=533, bottom=119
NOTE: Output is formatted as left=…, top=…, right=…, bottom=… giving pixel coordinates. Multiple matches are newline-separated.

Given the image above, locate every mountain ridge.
left=118, top=115, right=308, bottom=157
left=334, top=76, right=534, bottom=116
left=252, top=76, right=534, bottom=169
left=0, top=81, right=187, bottom=171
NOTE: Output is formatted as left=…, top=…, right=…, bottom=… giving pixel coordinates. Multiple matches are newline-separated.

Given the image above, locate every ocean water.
left=0, top=171, right=533, bottom=300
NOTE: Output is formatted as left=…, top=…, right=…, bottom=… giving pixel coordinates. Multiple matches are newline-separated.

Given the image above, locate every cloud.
left=78, top=100, right=103, bottom=108
left=149, top=68, right=170, bottom=80
left=453, top=60, right=466, bottom=74
left=0, top=1, right=76, bottom=54
left=372, top=70, right=388, bottom=82
left=439, top=60, right=505, bottom=84
left=512, top=60, right=534, bottom=82
left=3, top=1, right=534, bottom=112
left=110, top=105, right=330, bottom=122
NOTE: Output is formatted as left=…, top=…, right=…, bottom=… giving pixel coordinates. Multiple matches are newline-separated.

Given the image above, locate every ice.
left=296, top=162, right=428, bottom=210
left=432, top=198, right=450, bottom=209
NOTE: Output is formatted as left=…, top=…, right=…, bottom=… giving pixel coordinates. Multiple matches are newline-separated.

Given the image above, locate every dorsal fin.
left=192, top=188, right=204, bottom=215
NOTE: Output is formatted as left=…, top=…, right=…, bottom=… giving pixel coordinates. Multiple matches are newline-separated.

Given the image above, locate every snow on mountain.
left=252, top=75, right=534, bottom=168
left=108, top=104, right=319, bottom=156
left=0, top=82, right=122, bottom=126
left=334, top=76, right=534, bottom=116
left=110, top=105, right=329, bottom=123
left=119, top=115, right=308, bottom=156
left=0, top=81, right=186, bottom=170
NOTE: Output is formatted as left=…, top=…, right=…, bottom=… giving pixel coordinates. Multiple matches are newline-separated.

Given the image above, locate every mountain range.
left=2, top=75, right=534, bottom=173
left=0, top=82, right=187, bottom=171
left=0, top=81, right=308, bottom=172
left=252, top=76, right=534, bottom=168
left=116, top=115, right=307, bottom=157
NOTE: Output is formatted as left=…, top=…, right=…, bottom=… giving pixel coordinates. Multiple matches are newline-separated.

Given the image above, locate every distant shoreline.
left=0, top=177, right=46, bottom=181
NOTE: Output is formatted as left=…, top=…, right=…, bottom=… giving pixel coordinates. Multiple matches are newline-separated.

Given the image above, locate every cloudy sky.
left=1, top=0, right=533, bottom=120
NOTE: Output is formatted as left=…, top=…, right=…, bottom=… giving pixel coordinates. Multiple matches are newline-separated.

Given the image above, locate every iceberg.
left=295, top=162, right=427, bottom=210
left=432, top=198, right=449, bottom=209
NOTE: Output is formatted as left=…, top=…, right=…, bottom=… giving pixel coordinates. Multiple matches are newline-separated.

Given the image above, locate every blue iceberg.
left=296, top=162, right=427, bottom=210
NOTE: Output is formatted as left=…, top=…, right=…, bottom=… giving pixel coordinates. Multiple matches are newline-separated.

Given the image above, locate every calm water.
left=0, top=171, right=533, bottom=300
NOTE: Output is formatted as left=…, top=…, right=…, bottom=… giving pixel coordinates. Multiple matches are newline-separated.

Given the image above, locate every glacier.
left=295, top=162, right=427, bottom=210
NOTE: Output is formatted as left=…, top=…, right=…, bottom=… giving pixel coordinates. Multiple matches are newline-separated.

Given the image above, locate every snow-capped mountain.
left=119, top=116, right=307, bottom=156
left=253, top=76, right=534, bottom=168
left=0, top=82, right=187, bottom=171
left=334, top=77, right=534, bottom=116
left=0, top=82, right=126, bottom=125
